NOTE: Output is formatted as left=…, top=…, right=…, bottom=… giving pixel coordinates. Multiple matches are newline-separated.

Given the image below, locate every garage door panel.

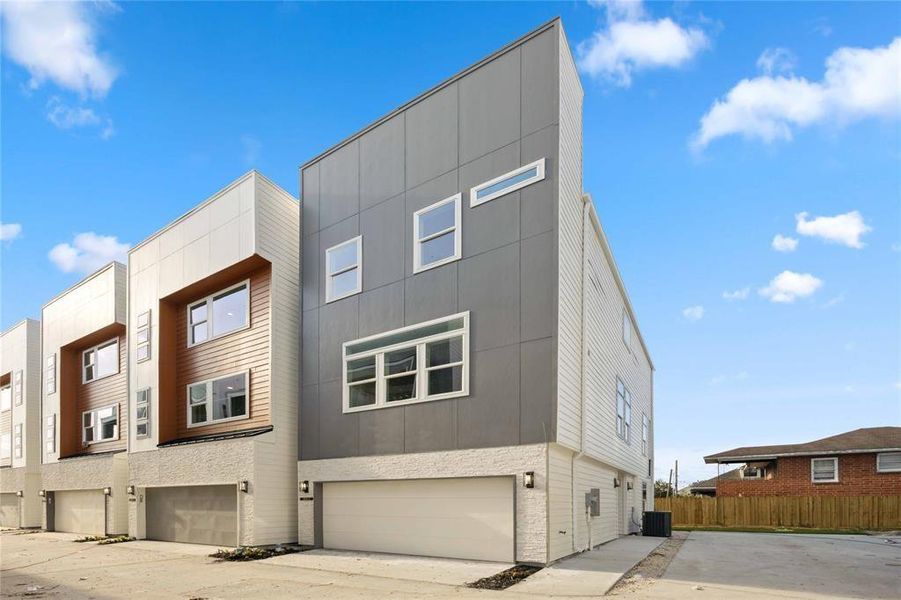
left=0, top=493, right=19, bottom=528
left=55, top=490, right=105, bottom=535
left=146, top=485, right=236, bottom=547
left=323, top=477, right=514, bottom=562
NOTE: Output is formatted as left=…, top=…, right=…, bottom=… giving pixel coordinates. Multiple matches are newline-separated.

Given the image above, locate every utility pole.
left=675, top=460, right=679, bottom=496
left=667, top=469, right=673, bottom=498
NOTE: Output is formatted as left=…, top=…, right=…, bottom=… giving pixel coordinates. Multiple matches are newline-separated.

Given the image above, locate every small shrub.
left=74, top=535, right=107, bottom=543
left=210, top=545, right=300, bottom=562
left=97, top=535, right=135, bottom=545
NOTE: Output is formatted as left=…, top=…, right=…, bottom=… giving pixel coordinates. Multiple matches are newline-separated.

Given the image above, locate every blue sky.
left=2, top=1, right=898, bottom=484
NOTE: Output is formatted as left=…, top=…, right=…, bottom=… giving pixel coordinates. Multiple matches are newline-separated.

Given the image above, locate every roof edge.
left=0, top=317, right=40, bottom=338
left=704, top=447, right=901, bottom=463
left=42, top=261, right=125, bottom=311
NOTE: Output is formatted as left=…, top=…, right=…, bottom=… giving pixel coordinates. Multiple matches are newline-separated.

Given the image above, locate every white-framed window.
left=470, top=158, right=545, bottom=207
left=413, top=194, right=461, bottom=273
left=13, top=370, right=22, bottom=406
left=342, top=312, right=469, bottom=413
left=45, top=414, right=56, bottom=454
left=876, top=452, right=901, bottom=473
left=13, top=423, right=22, bottom=459
left=616, top=378, right=632, bottom=442
left=82, top=404, right=118, bottom=445
left=325, top=236, right=362, bottom=303
left=0, top=433, right=9, bottom=461
left=136, top=310, right=151, bottom=362
left=186, top=371, right=249, bottom=428
left=642, top=413, right=649, bottom=456
left=811, top=457, right=839, bottom=483
left=0, top=384, right=10, bottom=412
left=622, top=310, right=633, bottom=351
left=82, top=338, right=119, bottom=383
left=135, top=388, right=151, bottom=438
left=45, top=354, right=56, bottom=395
left=740, top=466, right=764, bottom=479
left=187, top=281, right=250, bottom=347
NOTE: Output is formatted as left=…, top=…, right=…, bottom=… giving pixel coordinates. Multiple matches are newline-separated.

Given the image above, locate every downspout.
left=571, top=195, right=592, bottom=553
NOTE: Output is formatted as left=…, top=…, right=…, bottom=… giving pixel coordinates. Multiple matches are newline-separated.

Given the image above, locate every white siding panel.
left=573, top=455, right=618, bottom=550
left=547, top=443, right=573, bottom=561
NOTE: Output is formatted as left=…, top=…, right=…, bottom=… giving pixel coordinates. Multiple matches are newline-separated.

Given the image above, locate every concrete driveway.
left=616, top=531, right=901, bottom=600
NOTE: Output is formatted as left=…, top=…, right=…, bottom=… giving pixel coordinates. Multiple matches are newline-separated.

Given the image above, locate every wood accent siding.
left=168, top=265, right=271, bottom=440
left=74, top=333, right=128, bottom=454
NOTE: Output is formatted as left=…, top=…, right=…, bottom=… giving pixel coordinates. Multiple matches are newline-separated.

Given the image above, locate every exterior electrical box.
left=585, top=488, right=600, bottom=517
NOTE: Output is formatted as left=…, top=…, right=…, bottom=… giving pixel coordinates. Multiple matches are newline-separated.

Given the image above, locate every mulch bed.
left=467, top=565, right=542, bottom=590
left=210, top=545, right=305, bottom=561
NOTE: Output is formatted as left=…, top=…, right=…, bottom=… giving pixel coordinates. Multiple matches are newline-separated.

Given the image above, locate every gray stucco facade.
left=299, top=20, right=562, bottom=460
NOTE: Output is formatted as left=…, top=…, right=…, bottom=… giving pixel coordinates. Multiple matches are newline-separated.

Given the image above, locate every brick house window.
left=811, top=457, right=838, bottom=483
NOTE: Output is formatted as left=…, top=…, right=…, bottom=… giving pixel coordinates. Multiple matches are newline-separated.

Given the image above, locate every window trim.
left=13, top=370, right=22, bottom=406
left=413, top=193, right=462, bottom=274
left=325, top=236, right=363, bottom=303
left=876, top=452, right=901, bottom=473
left=81, top=404, right=119, bottom=446
left=342, top=312, right=470, bottom=413
left=186, top=280, right=251, bottom=348
left=641, top=413, right=649, bottom=456
left=13, top=423, right=22, bottom=459
left=136, top=310, right=151, bottom=362
left=45, top=354, right=56, bottom=395
left=470, top=158, right=546, bottom=207
left=622, top=310, right=633, bottom=352
left=135, top=388, right=151, bottom=439
left=45, top=414, right=56, bottom=454
left=185, top=370, right=250, bottom=428
left=615, top=377, right=632, bottom=443
left=82, top=338, right=120, bottom=384
left=811, top=457, right=839, bottom=483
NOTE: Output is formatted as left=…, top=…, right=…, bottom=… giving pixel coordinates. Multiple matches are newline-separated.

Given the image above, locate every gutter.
left=705, top=447, right=901, bottom=463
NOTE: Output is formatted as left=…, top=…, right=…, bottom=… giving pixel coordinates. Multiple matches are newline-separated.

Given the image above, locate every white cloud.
left=693, top=37, right=901, bottom=149
left=795, top=210, right=871, bottom=248
left=0, top=1, right=118, bottom=97
left=759, top=270, right=823, bottom=303
left=756, top=47, right=797, bottom=75
left=45, top=97, right=115, bottom=140
left=0, top=222, right=23, bottom=242
left=577, top=0, right=709, bottom=87
left=48, top=232, right=129, bottom=274
left=722, top=287, right=750, bottom=301
left=682, top=305, right=704, bottom=321
left=823, top=294, right=845, bottom=309
left=241, top=134, right=262, bottom=166
left=771, top=234, right=799, bottom=252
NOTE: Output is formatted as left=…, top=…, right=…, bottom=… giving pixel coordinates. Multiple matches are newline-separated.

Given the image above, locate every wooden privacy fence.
left=655, top=495, right=901, bottom=530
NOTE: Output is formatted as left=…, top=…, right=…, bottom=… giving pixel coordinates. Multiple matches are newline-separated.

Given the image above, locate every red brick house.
left=703, top=427, right=901, bottom=497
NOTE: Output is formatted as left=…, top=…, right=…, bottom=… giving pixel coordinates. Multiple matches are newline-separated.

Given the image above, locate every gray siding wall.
left=300, top=23, right=562, bottom=460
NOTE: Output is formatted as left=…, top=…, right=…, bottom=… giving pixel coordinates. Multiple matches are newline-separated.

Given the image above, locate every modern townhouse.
left=297, top=18, right=654, bottom=565
left=0, top=319, right=42, bottom=528
left=126, top=171, right=299, bottom=546
left=40, top=262, right=129, bottom=535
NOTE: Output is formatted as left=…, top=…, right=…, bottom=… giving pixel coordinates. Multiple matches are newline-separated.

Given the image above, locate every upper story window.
left=135, top=388, right=151, bottom=438
left=82, top=404, right=118, bottom=445
left=136, top=310, right=151, bottom=362
left=188, top=281, right=249, bottom=346
left=740, top=466, right=765, bottom=479
left=45, top=354, right=56, bottom=395
left=83, top=338, right=119, bottom=383
left=187, top=371, right=248, bottom=428
left=811, top=457, right=839, bottom=483
left=470, top=158, right=546, bottom=207
left=0, top=384, right=10, bottom=412
left=13, top=370, right=22, bottom=406
left=343, top=312, right=469, bottom=413
left=45, top=414, right=56, bottom=454
left=13, top=423, right=22, bottom=459
left=414, top=194, right=461, bottom=273
left=616, top=378, right=632, bottom=443
left=622, top=310, right=633, bottom=351
left=326, top=236, right=362, bottom=303
left=876, top=452, right=901, bottom=473
left=641, top=413, right=649, bottom=456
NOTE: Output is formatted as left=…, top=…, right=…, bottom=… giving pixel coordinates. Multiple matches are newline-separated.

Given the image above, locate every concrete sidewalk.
left=509, top=535, right=665, bottom=596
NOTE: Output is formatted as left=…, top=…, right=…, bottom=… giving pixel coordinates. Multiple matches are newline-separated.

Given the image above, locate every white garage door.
left=55, top=490, right=105, bottom=535
left=323, top=477, right=514, bottom=562
left=0, top=493, right=19, bottom=527
left=146, top=485, right=237, bottom=546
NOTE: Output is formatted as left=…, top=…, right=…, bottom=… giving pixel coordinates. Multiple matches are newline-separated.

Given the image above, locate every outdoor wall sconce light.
left=300, top=480, right=310, bottom=494
left=523, top=471, right=535, bottom=489
left=38, top=490, right=45, bottom=497
left=627, top=482, right=633, bottom=491
left=613, top=477, right=621, bottom=488
left=239, top=480, right=249, bottom=493
left=126, top=485, right=135, bottom=495
left=16, top=490, right=23, bottom=497
left=103, top=487, right=112, bottom=496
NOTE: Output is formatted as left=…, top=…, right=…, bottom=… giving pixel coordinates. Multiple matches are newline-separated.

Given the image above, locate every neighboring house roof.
left=704, top=427, right=901, bottom=463
left=689, top=468, right=742, bottom=491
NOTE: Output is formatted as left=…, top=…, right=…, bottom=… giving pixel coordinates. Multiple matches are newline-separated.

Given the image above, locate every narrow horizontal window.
left=45, top=354, right=56, bottom=395
left=83, top=338, right=119, bottom=383
left=135, top=388, right=151, bottom=438
left=326, top=236, right=362, bottom=303
left=186, top=371, right=249, bottom=428
left=45, top=414, right=56, bottom=454
left=414, top=194, right=461, bottom=273
left=13, top=370, right=22, bottom=406
left=470, top=158, right=545, bottom=207
left=136, top=310, right=151, bottom=363
left=82, top=404, right=118, bottom=445
left=13, top=423, right=22, bottom=459
left=187, top=282, right=250, bottom=347
left=811, top=457, right=838, bottom=483
left=876, top=452, right=901, bottom=473
left=343, top=312, right=469, bottom=413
